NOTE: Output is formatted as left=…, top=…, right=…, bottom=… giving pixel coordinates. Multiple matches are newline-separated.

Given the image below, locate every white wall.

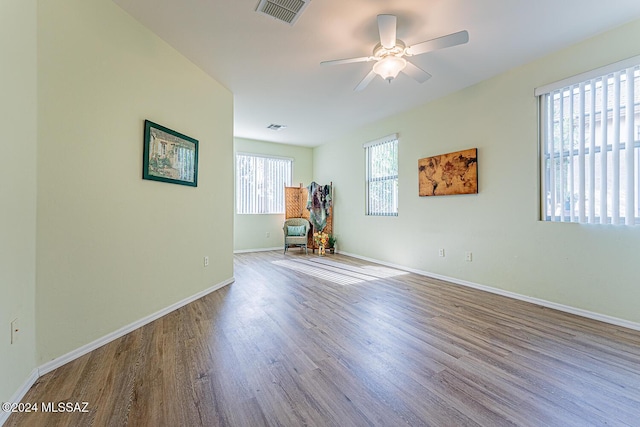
left=234, top=138, right=313, bottom=251
left=314, top=18, right=640, bottom=325
left=36, top=0, right=234, bottom=363
left=0, top=0, right=38, bottom=405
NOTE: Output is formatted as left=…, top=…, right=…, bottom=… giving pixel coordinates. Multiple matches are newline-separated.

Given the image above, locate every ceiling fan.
left=321, top=14, right=469, bottom=91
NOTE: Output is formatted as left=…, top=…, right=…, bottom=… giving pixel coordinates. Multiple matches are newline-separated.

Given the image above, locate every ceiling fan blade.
left=402, top=60, right=432, bottom=83
left=320, top=56, right=373, bottom=66
left=406, top=30, right=469, bottom=56
left=377, top=14, right=397, bottom=49
left=354, top=69, right=377, bottom=92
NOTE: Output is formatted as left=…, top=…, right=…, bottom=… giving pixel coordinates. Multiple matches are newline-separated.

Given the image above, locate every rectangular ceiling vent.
left=255, top=0, right=310, bottom=25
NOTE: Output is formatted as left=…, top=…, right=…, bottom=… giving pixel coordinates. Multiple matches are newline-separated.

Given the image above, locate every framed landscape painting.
left=418, top=148, right=478, bottom=196
left=143, top=120, right=198, bottom=187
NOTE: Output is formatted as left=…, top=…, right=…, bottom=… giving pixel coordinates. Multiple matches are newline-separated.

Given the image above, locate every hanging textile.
left=306, top=181, right=332, bottom=232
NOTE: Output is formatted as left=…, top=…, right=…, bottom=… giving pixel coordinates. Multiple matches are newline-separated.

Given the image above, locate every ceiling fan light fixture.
left=373, top=56, right=407, bottom=82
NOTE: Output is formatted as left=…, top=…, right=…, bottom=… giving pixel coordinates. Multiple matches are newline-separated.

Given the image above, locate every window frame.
left=536, top=55, right=640, bottom=225
left=364, top=134, right=399, bottom=216
left=235, top=152, right=293, bottom=215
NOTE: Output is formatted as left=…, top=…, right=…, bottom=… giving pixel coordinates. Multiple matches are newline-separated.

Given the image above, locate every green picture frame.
left=143, top=120, right=198, bottom=187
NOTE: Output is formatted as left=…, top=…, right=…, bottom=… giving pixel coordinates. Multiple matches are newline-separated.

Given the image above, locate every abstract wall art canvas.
left=418, top=148, right=478, bottom=196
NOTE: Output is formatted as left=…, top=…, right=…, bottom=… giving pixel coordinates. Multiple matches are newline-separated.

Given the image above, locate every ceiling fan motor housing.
left=372, top=40, right=407, bottom=59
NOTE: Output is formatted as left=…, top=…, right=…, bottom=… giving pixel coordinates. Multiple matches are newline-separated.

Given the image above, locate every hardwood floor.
left=6, top=251, right=640, bottom=426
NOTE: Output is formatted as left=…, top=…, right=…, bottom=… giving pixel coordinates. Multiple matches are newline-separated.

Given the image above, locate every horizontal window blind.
left=365, top=134, right=398, bottom=216
left=236, top=154, right=292, bottom=214
left=538, top=60, right=640, bottom=224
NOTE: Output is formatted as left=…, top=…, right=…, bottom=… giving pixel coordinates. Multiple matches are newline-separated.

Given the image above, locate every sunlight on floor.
left=272, top=258, right=408, bottom=286
left=310, top=258, right=410, bottom=279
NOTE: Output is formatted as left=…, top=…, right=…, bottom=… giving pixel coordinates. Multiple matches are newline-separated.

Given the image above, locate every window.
left=236, top=153, right=292, bottom=214
left=365, top=134, right=398, bottom=216
left=537, top=56, right=640, bottom=224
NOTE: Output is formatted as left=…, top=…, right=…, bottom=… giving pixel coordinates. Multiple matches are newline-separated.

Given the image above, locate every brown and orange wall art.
left=418, top=148, right=478, bottom=196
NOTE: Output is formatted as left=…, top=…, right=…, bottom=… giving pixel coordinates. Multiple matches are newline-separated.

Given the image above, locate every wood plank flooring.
left=6, top=251, right=640, bottom=426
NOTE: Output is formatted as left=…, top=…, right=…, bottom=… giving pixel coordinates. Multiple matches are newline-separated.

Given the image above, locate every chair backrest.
left=283, top=218, right=310, bottom=236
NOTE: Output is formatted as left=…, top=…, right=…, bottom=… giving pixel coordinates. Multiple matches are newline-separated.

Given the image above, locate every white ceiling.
left=113, top=0, right=640, bottom=147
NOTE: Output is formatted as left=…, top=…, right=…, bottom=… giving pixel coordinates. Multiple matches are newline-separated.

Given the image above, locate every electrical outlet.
left=438, top=248, right=445, bottom=257
left=465, top=251, right=473, bottom=262
left=10, top=318, right=19, bottom=344
left=265, top=232, right=270, bottom=238
left=204, top=256, right=209, bottom=267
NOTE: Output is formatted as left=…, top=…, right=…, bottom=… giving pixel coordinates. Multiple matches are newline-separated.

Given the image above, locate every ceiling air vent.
left=267, top=124, right=287, bottom=131
left=255, top=0, right=310, bottom=25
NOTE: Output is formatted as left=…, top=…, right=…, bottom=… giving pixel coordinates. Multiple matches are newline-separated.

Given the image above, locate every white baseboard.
left=0, top=368, right=39, bottom=426
left=234, top=246, right=282, bottom=254
left=38, top=277, right=234, bottom=376
left=339, top=251, right=640, bottom=332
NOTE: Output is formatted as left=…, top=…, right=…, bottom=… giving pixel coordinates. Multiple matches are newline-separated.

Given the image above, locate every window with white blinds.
left=365, top=134, right=398, bottom=216
left=537, top=56, right=640, bottom=224
left=236, top=153, right=292, bottom=214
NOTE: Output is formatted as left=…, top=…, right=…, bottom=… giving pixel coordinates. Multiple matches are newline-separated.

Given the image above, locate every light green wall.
left=0, top=0, right=38, bottom=404
left=234, top=138, right=313, bottom=251
left=36, top=0, right=234, bottom=363
left=314, top=19, right=640, bottom=324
